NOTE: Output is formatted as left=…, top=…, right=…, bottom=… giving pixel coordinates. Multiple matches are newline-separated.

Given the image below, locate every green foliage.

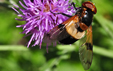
left=0, top=0, right=113, bottom=71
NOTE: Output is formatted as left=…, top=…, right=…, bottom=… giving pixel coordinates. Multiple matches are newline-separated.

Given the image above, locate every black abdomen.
left=59, top=35, right=78, bottom=44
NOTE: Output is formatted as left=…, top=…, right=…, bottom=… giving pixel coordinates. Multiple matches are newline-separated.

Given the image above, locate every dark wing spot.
left=58, top=24, right=64, bottom=31
left=84, top=60, right=91, bottom=65
left=85, top=43, right=92, bottom=50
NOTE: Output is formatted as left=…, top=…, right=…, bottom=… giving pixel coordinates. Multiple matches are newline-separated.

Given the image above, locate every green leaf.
left=0, top=45, right=28, bottom=51
left=93, top=45, right=113, bottom=58
left=0, top=10, right=23, bottom=44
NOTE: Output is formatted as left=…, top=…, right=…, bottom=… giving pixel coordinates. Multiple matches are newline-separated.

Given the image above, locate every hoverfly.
left=43, top=1, right=97, bottom=70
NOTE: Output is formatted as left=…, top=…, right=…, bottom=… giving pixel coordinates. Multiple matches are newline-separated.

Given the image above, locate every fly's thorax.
left=81, top=9, right=93, bottom=27
left=77, top=8, right=94, bottom=32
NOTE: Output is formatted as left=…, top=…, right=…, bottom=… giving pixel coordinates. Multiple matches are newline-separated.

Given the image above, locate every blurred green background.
left=0, top=0, right=113, bottom=71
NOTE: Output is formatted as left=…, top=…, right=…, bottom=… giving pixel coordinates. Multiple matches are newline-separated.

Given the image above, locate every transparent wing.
left=79, top=26, right=93, bottom=70
left=43, top=15, right=79, bottom=43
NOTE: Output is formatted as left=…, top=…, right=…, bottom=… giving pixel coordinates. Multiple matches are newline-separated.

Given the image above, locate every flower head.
left=13, top=0, right=76, bottom=49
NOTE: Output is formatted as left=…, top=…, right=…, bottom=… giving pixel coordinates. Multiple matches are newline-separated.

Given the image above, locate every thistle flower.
left=13, top=0, right=76, bottom=49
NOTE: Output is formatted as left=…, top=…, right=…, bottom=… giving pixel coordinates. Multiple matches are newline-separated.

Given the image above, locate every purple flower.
left=13, top=0, right=76, bottom=49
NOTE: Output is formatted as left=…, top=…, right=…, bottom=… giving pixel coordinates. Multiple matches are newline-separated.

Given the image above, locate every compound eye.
left=82, top=1, right=97, bottom=14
